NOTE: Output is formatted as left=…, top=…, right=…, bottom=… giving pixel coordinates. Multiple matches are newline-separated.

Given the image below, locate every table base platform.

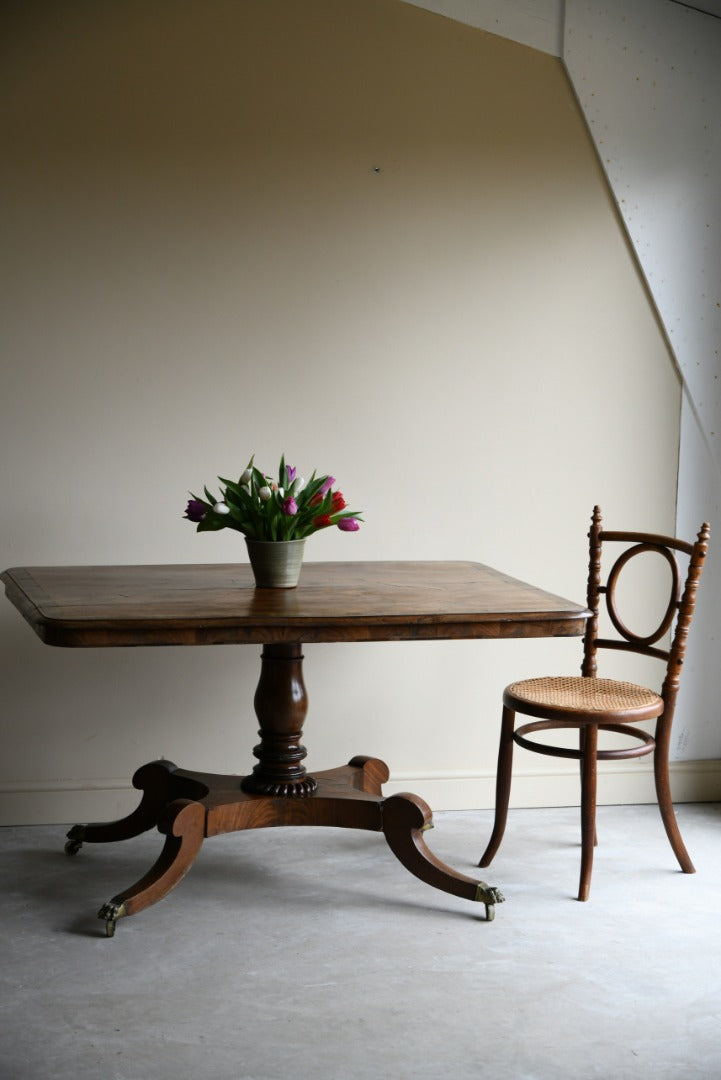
left=64, top=756, right=504, bottom=936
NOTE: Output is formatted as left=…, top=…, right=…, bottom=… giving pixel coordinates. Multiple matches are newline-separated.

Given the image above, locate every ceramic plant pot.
left=245, top=538, right=306, bottom=588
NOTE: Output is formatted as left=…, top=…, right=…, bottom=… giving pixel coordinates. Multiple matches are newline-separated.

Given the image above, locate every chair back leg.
left=654, top=724, right=695, bottom=874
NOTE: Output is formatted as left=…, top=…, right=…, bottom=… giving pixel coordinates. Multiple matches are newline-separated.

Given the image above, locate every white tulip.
left=214, top=502, right=231, bottom=515
left=240, top=468, right=252, bottom=485
left=258, top=486, right=272, bottom=501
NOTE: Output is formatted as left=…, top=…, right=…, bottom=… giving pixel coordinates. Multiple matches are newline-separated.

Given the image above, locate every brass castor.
left=64, top=825, right=86, bottom=855
left=476, top=883, right=505, bottom=922
left=98, top=900, right=126, bottom=938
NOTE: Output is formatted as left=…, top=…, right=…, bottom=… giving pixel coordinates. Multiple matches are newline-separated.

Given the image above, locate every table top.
left=1, top=561, right=589, bottom=647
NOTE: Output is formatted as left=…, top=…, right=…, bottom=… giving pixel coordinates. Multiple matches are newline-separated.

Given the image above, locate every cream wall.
left=406, top=1, right=721, bottom=767
left=562, top=0, right=721, bottom=762
left=0, top=0, right=694, bottom=824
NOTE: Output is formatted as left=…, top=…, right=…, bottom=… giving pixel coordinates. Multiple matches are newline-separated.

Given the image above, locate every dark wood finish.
left=2, top=560, right=588, bottom=933
left=88, top=756, right=500, bottom=934
left=479, top=508, right=710, bottom=901
left=240, top=643, right=318, bottom=797
left=0, top=560, right=589, bottom=647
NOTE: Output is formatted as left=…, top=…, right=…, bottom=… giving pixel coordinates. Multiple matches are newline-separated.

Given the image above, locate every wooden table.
left=1, top=560, right=588, bottom=935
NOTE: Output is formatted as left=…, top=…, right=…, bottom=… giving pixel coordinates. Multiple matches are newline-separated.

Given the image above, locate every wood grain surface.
left=1, top=561, right=588, bottom=646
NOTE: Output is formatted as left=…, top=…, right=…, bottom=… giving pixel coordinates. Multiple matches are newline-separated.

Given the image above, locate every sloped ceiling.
left=401, top=0, right=564, bottom=55
left=403, top=0, right=721, bottom=56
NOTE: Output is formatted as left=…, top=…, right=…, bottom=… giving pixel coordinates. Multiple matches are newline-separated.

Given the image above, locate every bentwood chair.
left=479, top=506, right=710, bottom=900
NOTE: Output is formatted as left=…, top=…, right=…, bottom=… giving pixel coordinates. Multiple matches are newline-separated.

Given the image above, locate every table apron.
left=33, top=617, right=588, bottom=648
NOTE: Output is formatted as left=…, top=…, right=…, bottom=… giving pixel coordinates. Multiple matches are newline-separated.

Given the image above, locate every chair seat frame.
left=512, top=718, right=656, bottom=761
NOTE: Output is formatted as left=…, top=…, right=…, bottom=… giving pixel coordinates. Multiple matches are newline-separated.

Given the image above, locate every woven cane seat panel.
left=506, top=676, right=663, bottom=717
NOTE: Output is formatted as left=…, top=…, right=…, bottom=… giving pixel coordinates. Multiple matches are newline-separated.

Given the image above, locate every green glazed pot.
left=245, top=538, right=306, bottom=588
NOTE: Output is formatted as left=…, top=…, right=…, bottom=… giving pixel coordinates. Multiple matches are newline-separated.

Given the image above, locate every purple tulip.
left=184, top=498, right=206, bottom=523
left=286, top=465, right=297, bottom=486
left=282, top=497, right=298, bottom=516
left=337, top=517, right=360, bottom=531
left=319, top=475, right=336, bottom=496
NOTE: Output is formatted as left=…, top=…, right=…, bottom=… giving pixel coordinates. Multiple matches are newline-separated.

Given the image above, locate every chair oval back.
left=605, top=542, right=680, bottom=647
left=581, top=506, right=710, bottom=727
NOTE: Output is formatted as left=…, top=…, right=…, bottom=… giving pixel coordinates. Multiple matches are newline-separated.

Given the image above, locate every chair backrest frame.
left=580, top=506, right=709, bottom=733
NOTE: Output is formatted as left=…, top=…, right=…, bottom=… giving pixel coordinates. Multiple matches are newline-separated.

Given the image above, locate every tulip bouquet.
left=184, top=455, right=362, bottom=542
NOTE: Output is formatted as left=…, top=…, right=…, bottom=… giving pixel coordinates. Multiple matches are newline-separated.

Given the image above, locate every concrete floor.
left=1, top=803, right=720, bottom=1080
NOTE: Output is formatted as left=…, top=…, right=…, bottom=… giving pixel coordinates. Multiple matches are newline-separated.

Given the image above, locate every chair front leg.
left=479, top=705, right=516, bottom=868
left=578, top=722, right=598, bottom=901
left=579, top=727, right=598, bottom=848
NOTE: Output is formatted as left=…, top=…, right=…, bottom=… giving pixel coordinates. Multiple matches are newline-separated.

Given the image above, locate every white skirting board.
left=1, top=760, right=720, bottom=826
left=385, top=759, right=721, bottom=812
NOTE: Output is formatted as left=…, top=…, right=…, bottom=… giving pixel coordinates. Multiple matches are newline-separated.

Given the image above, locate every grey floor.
left=1, top=803, right=720, bottom=1080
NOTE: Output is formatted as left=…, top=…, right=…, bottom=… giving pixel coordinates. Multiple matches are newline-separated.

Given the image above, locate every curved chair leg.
left=479, top=706, right=515, bottom=868
left=578, top=724, right=598, bottom=901
left=654, top=729, right=695, bottom=873
left=97, top=798, right=206, bottom=936
left=383, top=793, right=504, bottom=920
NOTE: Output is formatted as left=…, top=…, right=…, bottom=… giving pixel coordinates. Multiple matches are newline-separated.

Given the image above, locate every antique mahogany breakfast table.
left=1, top=560, right=588, bottom=935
